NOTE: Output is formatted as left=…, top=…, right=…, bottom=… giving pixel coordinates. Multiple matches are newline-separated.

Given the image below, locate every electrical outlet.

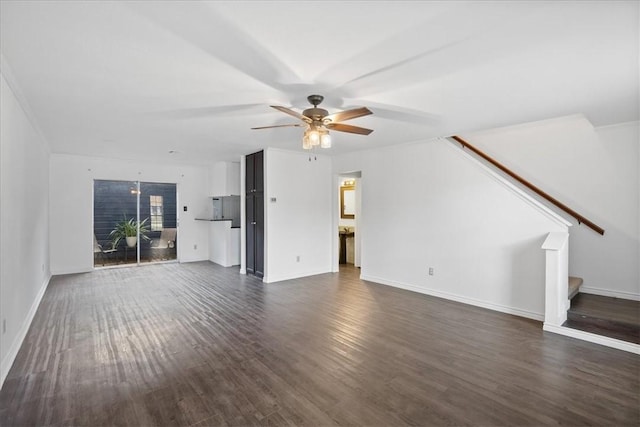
left=193, top=244, right=197, bottom=250
left=429, top=267, right=434, bottom=276
left=296, top=255, right=300, bottom=262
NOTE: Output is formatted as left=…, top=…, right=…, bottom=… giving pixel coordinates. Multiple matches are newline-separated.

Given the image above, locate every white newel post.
left=541, top=232, right=569, bottom=327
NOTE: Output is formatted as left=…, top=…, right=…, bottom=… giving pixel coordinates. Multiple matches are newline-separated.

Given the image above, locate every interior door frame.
left=332, top=171, right=362, bottom=272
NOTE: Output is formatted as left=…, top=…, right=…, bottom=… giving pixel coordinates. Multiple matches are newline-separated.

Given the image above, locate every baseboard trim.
left=179, top=256, right=210, bottom=264
left=264, top=269, right=332, bottom=284
left=1, top=274, right=51, bottom=388
left=51, top=266, right=92, bottom=275
left=360, top=274, right=544, bottom=321
left=580, top=286, right=640, bottom=301
left=543, top=323, right=640, bottom=354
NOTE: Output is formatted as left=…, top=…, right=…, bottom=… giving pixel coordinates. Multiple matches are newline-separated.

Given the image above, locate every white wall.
left=49, top=154, right=212, bottom=274
left=210, top=161, right=240, bottom=196
left=465, top=116, right=639, bottom=299
left=264, top=148, right=333, bottom=283
left=1, top=71, right=51, bottom=386
left=333, top=139, right=568, bottom=320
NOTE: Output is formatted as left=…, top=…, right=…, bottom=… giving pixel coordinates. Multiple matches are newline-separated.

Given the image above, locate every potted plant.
left=109, top=215, right=151, bottom=248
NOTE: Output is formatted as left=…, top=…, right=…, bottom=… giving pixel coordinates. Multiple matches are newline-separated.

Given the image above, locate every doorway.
left=93, top=179, right=177, bottom=267
left=336, top=172, right=361, bottom=270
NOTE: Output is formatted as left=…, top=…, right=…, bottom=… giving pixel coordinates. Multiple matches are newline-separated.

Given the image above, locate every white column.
left=541, top=232, right=569, bottom=326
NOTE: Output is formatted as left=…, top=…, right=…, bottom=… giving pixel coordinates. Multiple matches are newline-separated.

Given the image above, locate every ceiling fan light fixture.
left=253, top=94, right=373, bottom=151
left=309, top=129, right=320, bottom=145
left=320, top=131, right=331, bottom=148
left=302, top=131, right=311, bottom=150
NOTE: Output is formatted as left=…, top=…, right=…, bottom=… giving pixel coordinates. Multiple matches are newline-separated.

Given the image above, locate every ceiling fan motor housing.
left=302, top=107, right=329, bottom=122
left=303, top=95, right=328, bottom=122
left=253, top=93, right=373, bottom=136
left=307, top=94, right=324, bottom=106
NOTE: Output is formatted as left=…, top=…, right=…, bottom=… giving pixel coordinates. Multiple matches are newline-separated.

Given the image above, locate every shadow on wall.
left=509, top=235, right=549, bottom=318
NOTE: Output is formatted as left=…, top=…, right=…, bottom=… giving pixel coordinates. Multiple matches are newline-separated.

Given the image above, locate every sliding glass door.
left=93, top=180, right=177, bottom=267
left=140, top=182, right=177, bottom=264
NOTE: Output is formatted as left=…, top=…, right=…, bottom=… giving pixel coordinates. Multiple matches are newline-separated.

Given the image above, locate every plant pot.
left=126, top=236, right=137, bottom=247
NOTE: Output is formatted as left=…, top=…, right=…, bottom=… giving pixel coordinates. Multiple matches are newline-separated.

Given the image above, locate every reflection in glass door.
left=93, top=180, right=177, bottom=267
left=140, top=182, right=177, bottom=264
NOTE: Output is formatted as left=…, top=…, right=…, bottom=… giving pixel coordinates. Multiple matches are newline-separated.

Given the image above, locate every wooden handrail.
left=451, top=135, right=605, bottom=235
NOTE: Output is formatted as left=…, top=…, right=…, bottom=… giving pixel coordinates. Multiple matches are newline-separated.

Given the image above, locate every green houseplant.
left=109, top=215, right=151, bottom=248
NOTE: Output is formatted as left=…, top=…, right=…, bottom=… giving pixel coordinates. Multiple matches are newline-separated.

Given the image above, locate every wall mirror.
left=340, top=185, right=355, bottom=219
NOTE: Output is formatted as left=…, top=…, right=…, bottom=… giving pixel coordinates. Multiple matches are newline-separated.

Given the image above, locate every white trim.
left=542, top=232, right=569, bottom=326
left=360, top=274, right=544, bottom=321
left=541, top=231, right=569, bottom=251
left=580, top=286, right=640, bottom=301
left=53, top=265, right=92, bottom=275
left=263, top=269, right=332, bottom=284
left=594, top=120, right=640, bottom=131
left=444, top=138, right=573, bottom=229
left=175, top=257, right=209, bottom=264
left=179, top=255, right=210, bottom=264
left=543, top=324, right=640, bottom=354
left=1, top=275, right=51, bottom=388
left=51, top=266, right=92, bottom=275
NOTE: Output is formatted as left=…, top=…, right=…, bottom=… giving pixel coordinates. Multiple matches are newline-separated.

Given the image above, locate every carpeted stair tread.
left=568, top=276, right=583, bottom=299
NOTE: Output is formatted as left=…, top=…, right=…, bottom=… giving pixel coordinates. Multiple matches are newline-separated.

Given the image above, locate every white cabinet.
left=210, top=161, right=240, bottom=196
left=208, top=161, right=241, bottom=267
left=208, top=221, right=240, bottom=267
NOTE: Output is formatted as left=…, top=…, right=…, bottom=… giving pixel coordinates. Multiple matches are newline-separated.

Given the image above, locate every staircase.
left=563, top=277, right=640, bottom=344
left=568, top=276, right=583, bottom=299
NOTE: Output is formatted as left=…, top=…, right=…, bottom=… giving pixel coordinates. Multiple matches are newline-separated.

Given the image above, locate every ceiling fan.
left=252, top=95, right=373, bottom=150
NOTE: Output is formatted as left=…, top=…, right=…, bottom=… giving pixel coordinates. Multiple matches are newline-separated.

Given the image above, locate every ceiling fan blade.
left=325, top=107, right=373, bottom=123
left=251, top=123, right=303, bottom=130
left=327, top=123, right=374, bottom=135
left=271, top=105, right=312, bottom=123
left=343, top=99, right=440, bottom=125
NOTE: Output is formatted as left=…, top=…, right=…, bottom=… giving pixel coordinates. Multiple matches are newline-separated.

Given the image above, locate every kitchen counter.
left=207, top=220, right=240, bottom=267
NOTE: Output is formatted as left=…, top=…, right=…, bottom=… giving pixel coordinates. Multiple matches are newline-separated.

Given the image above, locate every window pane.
left=150, top=195, right=163, bottom=231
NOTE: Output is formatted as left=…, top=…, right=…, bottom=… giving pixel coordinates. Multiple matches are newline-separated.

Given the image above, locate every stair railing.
left=451, top=135, right=605, bottom=235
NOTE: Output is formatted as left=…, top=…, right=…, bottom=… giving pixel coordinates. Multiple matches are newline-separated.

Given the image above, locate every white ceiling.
left=1, top=1, right=638, bottom=165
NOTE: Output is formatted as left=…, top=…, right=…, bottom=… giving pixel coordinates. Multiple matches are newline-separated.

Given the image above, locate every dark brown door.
left=254, top=150, right=264, bottom=192
left=245, top=151, right=264, bottom=278
left=246, top=193, right=255, bottom=275
left=246, top=152, right=256, bottom=193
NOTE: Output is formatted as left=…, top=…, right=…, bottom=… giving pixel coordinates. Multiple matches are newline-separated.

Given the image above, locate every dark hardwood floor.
left=564, top=293, right=640, bottom=344
left=1, top=262, right=638, bottom=426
